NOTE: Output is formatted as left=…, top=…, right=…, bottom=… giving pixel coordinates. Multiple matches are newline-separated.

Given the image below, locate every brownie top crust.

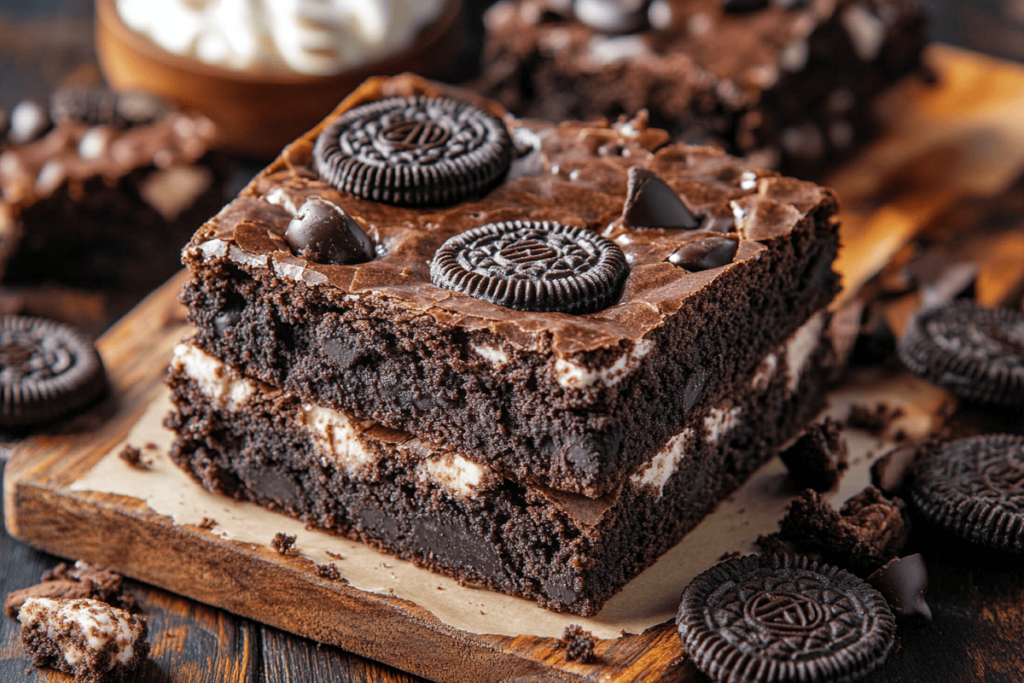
left=183, top=74, right=837, bottom=361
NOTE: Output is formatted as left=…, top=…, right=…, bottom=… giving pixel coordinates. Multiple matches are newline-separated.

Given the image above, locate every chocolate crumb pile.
left=780, top=417, right=849, bottom=492
left=6, top=561, right=136, bottom=619
left=118, top=444, right=148, bottom=469
left=560, top=624, right=596, bottom=663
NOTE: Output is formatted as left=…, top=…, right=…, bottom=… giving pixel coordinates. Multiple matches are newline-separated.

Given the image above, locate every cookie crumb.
left=325, top=551, right=344, bottom=561
left=118, top=444, right=148, bottom=470
left=780, top=417, right=849, bottom=491
left=271, top=533, right=297, bottom=556
left=718, top=550, right=741, bottom=562
left=7, top=561, right=136, bottom=619
left=561, top=624, right=596, bottom=663
left=315, top=563, right=341, bottom=581
left=198, top=517, right=217, bottom=531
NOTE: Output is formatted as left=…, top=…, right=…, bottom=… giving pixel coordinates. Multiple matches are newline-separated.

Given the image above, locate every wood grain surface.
left=5, top=43, right=1024, bottom=683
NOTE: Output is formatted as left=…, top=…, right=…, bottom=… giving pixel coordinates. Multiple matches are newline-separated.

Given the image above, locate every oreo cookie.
left=911, top=434, right=1024, bottom=554
left=314, top=95, right=513, bottom=207
left=677, top=554, right=895, bottom=683
left=430, top=220, right=628, bottom=314
left=0, top=315, right=107, bottom=428
left=897, top=301, right=1024, bottom=407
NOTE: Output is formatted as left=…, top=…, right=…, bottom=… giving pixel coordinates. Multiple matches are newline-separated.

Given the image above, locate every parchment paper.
left=70, top=371, right=945, bottom=640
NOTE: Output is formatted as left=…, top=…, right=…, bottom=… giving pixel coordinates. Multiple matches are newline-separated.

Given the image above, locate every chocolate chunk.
left=574, top=0, right=649, bottom=34
left=8, top=100, right=51, bottom=145
left=667, top=236, right=739, bottom=272
left=867, top=554, right=932, bottom=620
left=911, top=434, right=1024, bottom=553
left=560, top=624, right=596, bottom=662
left=780, top=417, right=849, bottom=492
left=431, top=220, right=628, bottom=314
left=622, top=167, right=698, bottom=230
left=0, top=315, right=107, bottom=428
left=779, top=487, right=910, bottom=574
left=284, top=198, right=375, bottom=265
left=722, top=0, right=770, bottom=12
left=898, top=301, right=1024, bottom=407
left=314, top=95, right=513, bottom=206
left=677, top=554, right=896, bottom=683
left=871, top=444, right=920, bottom=496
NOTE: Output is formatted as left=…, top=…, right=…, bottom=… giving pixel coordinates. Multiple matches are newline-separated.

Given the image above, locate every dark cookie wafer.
left=314, top=95, right=513, bottom=206
left=911, top=434, right=1024, bottom=553
left=0, top=315, right=107, bottom=427
left=898, top=301, right=1024, bottom=407
left=430, top=220, right=628, bottom=314
left=677, top=554, right=896, bottom=683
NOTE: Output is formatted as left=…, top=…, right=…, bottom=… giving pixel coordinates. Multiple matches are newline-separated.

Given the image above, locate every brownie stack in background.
left=164, top=74, right=841, bottom=615
left=477, top=0, right=928, bottom=177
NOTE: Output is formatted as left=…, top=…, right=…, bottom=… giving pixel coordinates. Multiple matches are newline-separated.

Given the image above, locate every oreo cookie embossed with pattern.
left=0, top=315, right=107, bottom=427
left=912, top=434, right=1024, bottom=554
left=898, top=301, right=1024, bottom=407
left=431, top=220, right=628, bottom=314
left=314, top=95, right=513, bottom=206
left=677, top=554, right=895, bottom=683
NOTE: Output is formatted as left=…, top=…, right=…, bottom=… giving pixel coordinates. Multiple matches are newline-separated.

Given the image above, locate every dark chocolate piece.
left=574, top=0, right=648, bottom=34
left=779, top=487, right=910, bottom=574
left=677, top=554, right=896, bottom=683
left=898, top=301, right=1024, bottom=407
left=911, top=434, right=1024, bottom=554
left=430, top=220, right=628, bottom=314
left=871, top=444, right=920, bottom=496
left=667, top=235, right=739, bottom=272
left=313, top=95, right=513, bottom=206
left=780, top=416, right=849, bottom=492
left=8, top=100, right=51, bottom=145
left=0, top=315, right=107, bottom=428
left=722, top=0, right=770, bottom=13
left=560, top=624, right=596, bottom=662
left=867, top=554, right=932, bottom=620
left=284, top=198, right=375, bottom=265
left=622, top=167, right=698, bottom=230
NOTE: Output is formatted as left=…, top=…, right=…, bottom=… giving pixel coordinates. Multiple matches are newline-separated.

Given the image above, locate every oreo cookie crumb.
left=7, top=561, right=136, bottom=619
left=271, top=533, right=298, bottom=556
left=118, top=444, right=148, bottom=470
left=779, top=487, right=910, bottom=574
left=780, top=417, right=849, bottom=492
left=846, top=402, right=904, bottom=435
left=561, top=624, right=596, bottom=662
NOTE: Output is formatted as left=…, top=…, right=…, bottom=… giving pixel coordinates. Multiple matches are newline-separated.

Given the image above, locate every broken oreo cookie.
left=284, top=198, right=375, bottom=265
left=314, top=95, right=513, bottom=206
left=431, top=220, right=628, bottom=314
left=0, top=315, right=107, bottom=428
left=911, top=434, right=1024, bottom=554
left=677, top=554, right=896, bottom=683
left=898, top=301, right=1024, bottom=407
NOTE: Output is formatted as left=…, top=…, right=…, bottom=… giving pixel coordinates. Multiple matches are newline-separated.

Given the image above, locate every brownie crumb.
left=198, top=517, right=217, bottom=531
left=325, top=551, right=344, bottom=561
left=846, top=403, right=904, bottom=435
left=780, top=417, right=849, bottom=491
left=755, top=532, right=791, bottom=556
left=561, top=624, right=596, bottom=663
left=144, top=442, right=158, bottom=450
left=315, top=563, right=342, bottom=581
left=271, top=533, right=298, bottom=556
left=7, top=561, right=136, bottom=619
left=118, top=444, right=148, bottom=470
left=779, top=487, right=910, bottom=574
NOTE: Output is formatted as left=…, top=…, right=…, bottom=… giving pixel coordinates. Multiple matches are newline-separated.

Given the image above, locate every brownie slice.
left=180, top=74, right=840, bottom=498
left=166, top=316, right=830, bottom=615
left=478, top=0, right=928, bottom=177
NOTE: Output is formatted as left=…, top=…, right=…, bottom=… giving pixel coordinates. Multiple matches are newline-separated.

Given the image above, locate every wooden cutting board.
left=6, top=44, right=1024, bottom=683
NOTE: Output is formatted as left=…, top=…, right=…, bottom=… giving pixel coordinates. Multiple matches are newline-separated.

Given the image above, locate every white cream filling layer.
left=555, top=339, right=654, bottom=389
left=785, top=311, right=826, bottom=392
left=301, top=403, right=375, bottom=474
left=704, top=404, right=742, bottom=445
left=18, top=597, right=143, bottom=670
left=631, top=428, right=694, bottom=496
left=172, top=343, right=256, bottom=410
left=417, top=453, right=487, bottom=498
left=471, top=343, right=509, bottom=367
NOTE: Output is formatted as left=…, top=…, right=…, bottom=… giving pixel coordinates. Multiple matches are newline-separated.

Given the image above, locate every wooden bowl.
left=95, top=0, right=464, bottom=157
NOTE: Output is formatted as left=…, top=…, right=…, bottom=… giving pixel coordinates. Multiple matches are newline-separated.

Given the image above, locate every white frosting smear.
left=117, top=0, right=448, bottom=75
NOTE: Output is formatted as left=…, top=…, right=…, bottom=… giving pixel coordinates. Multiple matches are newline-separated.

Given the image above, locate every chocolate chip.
left=622, top=167, right=699, bottom=230
left=667, top=236, right=738, bottom=272
left=574, top=0, right=649, bottom=34
left=8, top=100, right=51, bottom=144
left=431, top=220, right=628, bottom=314
left=722, top=0, right=770, bottom=13
left=867, top=554, right=932, bottom=620
left=284, top=198, right=375, bottom=265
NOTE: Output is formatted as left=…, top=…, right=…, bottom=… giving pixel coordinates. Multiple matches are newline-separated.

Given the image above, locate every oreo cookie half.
left=911, top=434, right=1024, bottom=553
left=430, top=220, right=628, bottom=314
left=0, top=316, right=107, bottom=428
left=677, top=554, right=896, bottom=683
left=898, top=301, right=1024, bottom=407
left=314, top=95, right=513, bottom=206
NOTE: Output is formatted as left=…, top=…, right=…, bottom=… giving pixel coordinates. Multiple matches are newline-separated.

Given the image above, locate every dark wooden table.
left=3, top=2, right=1024, bottom=682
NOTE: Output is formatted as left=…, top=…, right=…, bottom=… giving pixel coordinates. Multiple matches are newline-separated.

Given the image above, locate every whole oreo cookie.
left=0, top=316, right=107, bottom=428
left=677, top=554, right=895, bottom=683
left=911, top=434, right=1024, bottom=554
left=314, top=95, right=513, bottom=206
left=898, top=301, right=1024, bottom=407
left=430, top=220, right=628, bottom=314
